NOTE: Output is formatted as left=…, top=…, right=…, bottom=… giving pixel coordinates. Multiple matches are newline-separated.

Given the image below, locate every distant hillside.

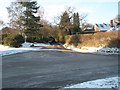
left=0, top=27, right=20, bottom=34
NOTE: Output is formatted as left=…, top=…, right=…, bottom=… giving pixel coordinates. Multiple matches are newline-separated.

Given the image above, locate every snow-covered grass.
left=64, top=77, right=119, bottom=88
left=1, top=42, right=118, bottom=56
left=63, top=44, right=119, bottom=55
left=0, top=43, right=49, bottom=56
left=97, top=47, right=119, bottom=55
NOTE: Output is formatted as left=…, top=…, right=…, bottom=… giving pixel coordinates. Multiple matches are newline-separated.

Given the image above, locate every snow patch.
left=97, top=47, right=119, bottom=54
left=65, top=77, right=119, bottom=88
left=0, top=43, right=48, bottom=56
left=33, top=43, right=50, bottom=46
left=63, top=44, right=119, bottom=55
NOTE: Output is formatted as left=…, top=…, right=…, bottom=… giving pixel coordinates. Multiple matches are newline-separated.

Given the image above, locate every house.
left=94, top=23, right=111, bottom=32
left=94, top=20, right=119, bottom=32
left=0, top=27, right=20, bottom=34
left=116, top=23, right=120, bottom=30
left=82, top=20, right=119, bottom=34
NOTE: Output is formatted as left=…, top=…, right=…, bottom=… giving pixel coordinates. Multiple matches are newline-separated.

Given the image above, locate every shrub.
left=58, top=31, right=67, bottom=43
left=0, top=33, right=9, bottom=44
left=3, top=34, right=24, bottom=47
left=69, top=35, right=80, bottom=46
left=65, top=31, right=120, bottom=48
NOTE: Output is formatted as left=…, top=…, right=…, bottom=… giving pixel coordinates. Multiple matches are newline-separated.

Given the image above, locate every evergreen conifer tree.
left=73, top=12, right=80, bottom=34
left=59, top=11, right=72, bottom=35
left=19, top=1, right=42, bottom=42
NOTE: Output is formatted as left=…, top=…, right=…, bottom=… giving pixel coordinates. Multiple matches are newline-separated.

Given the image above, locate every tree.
left=3, top=34, right=24, bottom=47
left=37, top=6, right=48, bottom=25
left=73, top=12, right=80, bottom=34
left=59, top=11, right=72, bottom=35
left=114, top=14, right=120, bottom=24
left=79, top=13, right=88, bottom=27
left=7, top=2, right=24, bottom=31
left=0, top=19, right=5, bottom=26
left=0, top=19, right=5, bottom=30
left=19, top=1, right=43, bottom=42
left=66, top=6, right=75, bottom=19
left=53, top=6, right=75, bottom=26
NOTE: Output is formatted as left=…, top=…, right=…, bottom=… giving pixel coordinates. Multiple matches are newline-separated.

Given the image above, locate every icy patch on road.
left=0, top=43, right=46, bottom=56
left=63, top=44, right=119, bottom=55
left=65, top=77, right=119, bottom=88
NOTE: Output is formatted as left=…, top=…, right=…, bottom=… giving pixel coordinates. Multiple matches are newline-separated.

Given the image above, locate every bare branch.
left=0, top=19, right=5, bottom=26
left=114, top=14, right=120, bottom=24
left=79, top=13, right=88, bottom=20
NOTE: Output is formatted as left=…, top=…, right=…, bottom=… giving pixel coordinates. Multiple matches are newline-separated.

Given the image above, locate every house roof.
left=95, top=24, right=111, bottom=31
left=0, top=27, right=20, bottom=34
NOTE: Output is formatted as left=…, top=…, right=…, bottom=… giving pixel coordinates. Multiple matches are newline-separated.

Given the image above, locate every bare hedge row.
left=65, top=31, right=120, bottom=48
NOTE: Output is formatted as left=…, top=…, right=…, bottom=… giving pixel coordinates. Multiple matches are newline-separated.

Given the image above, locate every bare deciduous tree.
left=7, top=2, right=24, bottom=30
left=114, top=14, right=120, bottom=24
left=0, top=19, right=5, bottom=26
left=66, top=6, right=76, bottom=19
left=53, top=6, right=75, bottom=26
left=79, top=13, right=88, bottom=27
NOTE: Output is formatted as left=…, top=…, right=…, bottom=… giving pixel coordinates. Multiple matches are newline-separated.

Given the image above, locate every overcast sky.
left=0, top=0, right=119, bottom=27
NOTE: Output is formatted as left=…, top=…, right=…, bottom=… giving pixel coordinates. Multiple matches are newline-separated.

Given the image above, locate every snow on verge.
left=33, top=43, right=50, bottom=46
left=63, top=44, right=119, bottom=55
left=0, top=43, right=48, bottom=56
left=64, top=77, right=119, bottom=88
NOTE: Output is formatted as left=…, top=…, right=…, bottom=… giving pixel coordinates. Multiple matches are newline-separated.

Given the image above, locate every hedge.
left=65, top=31, right=120, bottom=48
left=3, top=34, right=24, bottom=47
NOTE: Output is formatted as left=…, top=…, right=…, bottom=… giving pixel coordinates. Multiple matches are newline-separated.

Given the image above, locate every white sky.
left=0, top=0, right=119, bottom=28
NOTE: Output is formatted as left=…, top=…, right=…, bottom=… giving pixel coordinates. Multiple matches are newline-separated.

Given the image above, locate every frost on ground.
left=0, top=43, right=49, bottom=56
left=63, top=44, right=119, bottom=55
left=65, top=77, right=119, bottom=88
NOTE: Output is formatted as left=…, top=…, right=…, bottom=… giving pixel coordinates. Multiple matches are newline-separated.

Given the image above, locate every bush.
left=3, top=34, right=24, bottom=47
left=65, top=31, right=120, bottom=48
left=58, top=31, right=67, bottom=43
left=0, top=33, right=8, bottom=44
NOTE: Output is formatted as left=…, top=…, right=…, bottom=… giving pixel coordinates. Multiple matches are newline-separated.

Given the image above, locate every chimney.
left=110, top=20, right=113, bottom=27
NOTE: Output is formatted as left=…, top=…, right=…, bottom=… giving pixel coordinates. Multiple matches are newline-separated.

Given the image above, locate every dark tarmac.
left=2, top=45, right=118, bottom=89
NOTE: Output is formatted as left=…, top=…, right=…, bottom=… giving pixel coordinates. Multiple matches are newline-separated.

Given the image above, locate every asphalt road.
left=2, top=45, right=118, bottom=89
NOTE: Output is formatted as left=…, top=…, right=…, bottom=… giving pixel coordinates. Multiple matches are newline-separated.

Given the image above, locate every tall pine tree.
left=73, top=12, right=80, bottom=34
left=19, top=1, right=42, bottom=42
left=59, top=11, right=72, bottom=35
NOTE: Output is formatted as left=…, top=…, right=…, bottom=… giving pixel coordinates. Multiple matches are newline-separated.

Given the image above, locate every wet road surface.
left=2, top=45, right=118, bottom=89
